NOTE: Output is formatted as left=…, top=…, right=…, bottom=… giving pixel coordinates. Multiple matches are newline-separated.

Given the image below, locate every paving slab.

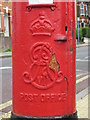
left=76, top=94, right=89, bottom=118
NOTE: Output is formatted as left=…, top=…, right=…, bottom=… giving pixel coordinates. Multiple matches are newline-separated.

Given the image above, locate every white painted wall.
left=4, top=13, right=9, bottom=37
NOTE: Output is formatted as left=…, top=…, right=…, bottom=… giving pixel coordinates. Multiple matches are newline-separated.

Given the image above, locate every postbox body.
left=12, top=1, right=76, bottom=119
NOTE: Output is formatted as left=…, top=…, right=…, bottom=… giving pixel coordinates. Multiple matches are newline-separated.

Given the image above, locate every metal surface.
left=11, top=112, right=78, bottom=120
left=12, top=1, right=76, bottom=118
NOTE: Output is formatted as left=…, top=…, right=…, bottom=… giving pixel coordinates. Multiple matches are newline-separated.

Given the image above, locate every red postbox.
left=12, top=0, right=77, bottom=119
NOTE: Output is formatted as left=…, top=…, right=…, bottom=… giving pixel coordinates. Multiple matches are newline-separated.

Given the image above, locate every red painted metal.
left=12, top=1, right=76, bottom=117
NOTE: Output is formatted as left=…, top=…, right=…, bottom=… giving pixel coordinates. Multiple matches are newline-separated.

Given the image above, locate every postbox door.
left=12, top=1, right=76, bottom=117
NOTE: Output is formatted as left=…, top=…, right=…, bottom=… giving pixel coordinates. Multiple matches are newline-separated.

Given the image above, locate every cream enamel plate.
left=29, top=0, right=53, bottom=5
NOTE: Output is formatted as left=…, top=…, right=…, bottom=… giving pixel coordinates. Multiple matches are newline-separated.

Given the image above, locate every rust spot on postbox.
left=49, top=54, right=60, bottom=72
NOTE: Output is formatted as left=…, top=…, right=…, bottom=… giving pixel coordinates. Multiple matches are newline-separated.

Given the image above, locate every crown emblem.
left=30, top=14, right=55, bottom=36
